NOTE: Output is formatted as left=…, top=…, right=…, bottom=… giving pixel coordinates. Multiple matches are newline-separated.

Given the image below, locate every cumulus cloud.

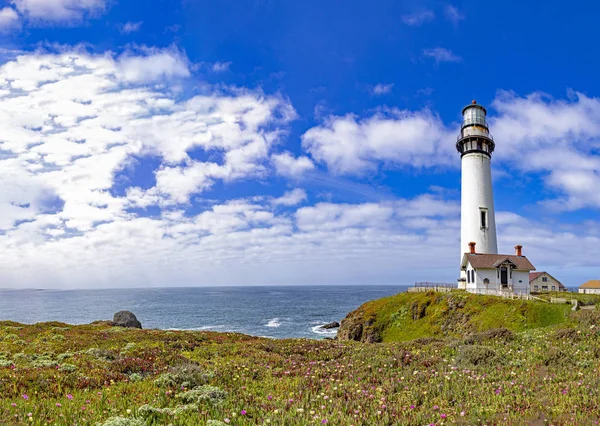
left=212, top=61, right=232, bottom=72
left=371, top=83, right=393, bottom=95
left=12, top=0, right=106, bottom=24
left=422, top=47, right=462, bottom=63
left=301, top=109, right=454, bottom=175
left=271, top=152, right=315, bottom=178
left=120, top=21, right=142, bottom=34
left=401, top=10, right=435, bottom=26
left=272, top=188, right=307, bottom=206
left=116, top=47, right=191, bottom=83
left=0, top=7, right=21, bottom=32
left=490, top=90, right=600, bottom=210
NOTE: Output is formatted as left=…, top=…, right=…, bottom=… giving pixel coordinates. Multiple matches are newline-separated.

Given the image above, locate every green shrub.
left=60, top=363, right=77, bottom=372
left=177, top=385, right=228, bottom=405
left=456, top=345, right=502, bottom=367
left=154, top=362, right=212, bottom=388
left=96, top=416, right=145, bottom=426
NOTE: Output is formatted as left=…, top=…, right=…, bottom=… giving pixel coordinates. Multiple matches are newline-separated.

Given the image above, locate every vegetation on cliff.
left=0, top=293, right=599, bottom=425
left=337, top=291, right=586, bottom=343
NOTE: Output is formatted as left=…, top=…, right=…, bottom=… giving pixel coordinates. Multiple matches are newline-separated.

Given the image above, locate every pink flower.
left=322, top=420, right=328, bottom=424
left=11, top=403, right=16, bottom=407
left=22, top=394, right=29, bottom=400
left=433, top=405, right=439, bottom=410
left=224, top=419, right=230, bottom=424
left=241, top=410, right=247, bottom=415
left=268, top=395, right=273, bottom=400
left=67, top=394, right=73, bottom=400
left=56, top=403, right=61, bottom=407
left=410, top=405, right=415, bottom=409
left=441, top=414, right=447, bottom=419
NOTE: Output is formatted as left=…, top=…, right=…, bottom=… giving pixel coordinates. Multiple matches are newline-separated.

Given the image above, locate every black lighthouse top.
left=456, top=100, right=495, bottom=158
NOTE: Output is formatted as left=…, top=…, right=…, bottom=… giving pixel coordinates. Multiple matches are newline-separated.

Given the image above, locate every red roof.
left=529, top=272, right=544, bottom=282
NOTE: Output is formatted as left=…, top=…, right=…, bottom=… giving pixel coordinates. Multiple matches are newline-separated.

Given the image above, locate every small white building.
left=579, top=280, right=600, bottom=295
left=460, top=243, right=536, bottom=295
left=529, top=272, right=566, bottom=293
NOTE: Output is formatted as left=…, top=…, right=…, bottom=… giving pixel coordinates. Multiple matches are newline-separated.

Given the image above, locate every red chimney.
left=468, top=242, right=476, bottom=254
left=515, top=245, right=523, bottom=256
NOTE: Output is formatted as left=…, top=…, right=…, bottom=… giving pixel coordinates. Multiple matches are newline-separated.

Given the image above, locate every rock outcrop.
left=112, top=311, right=142, bottom=329
left=320, top=322, right=340, bottom=329
left=337, top=310, right=382, bottom=343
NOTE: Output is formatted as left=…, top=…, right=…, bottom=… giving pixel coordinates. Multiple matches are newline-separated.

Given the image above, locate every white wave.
left=265, top=318, right=281, bottom=328
left=310, top=323, right=338, bottom=336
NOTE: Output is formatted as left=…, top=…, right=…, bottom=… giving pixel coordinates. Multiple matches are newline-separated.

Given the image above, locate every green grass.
left=0, top=296, right=598, bottom=425
left=340, top=291, right=574, bottom=342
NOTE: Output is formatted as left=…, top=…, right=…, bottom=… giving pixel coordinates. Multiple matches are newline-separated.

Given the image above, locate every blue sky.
left=0, top=0, right=598, bottom=288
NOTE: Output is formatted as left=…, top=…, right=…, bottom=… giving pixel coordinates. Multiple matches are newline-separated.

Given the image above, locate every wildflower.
left=67, top=394, right=73, bottom=400
left=322, top=420, right=328, bottom=424
left=433, top=405, right=439, bottom=410
left=224, top=419, right=230, bottom=424
left=460, top=411, right=466, bottom=416
left=23, top=394, right=29, bottom=400
left=11, top=403, right=16, bottom=407
left=297, top=408, right=304, bottom=413
left=268, top=395, right=273, bottom=400
left=241, top=410, right=247, bottom=415
left=441, top=414, right=447, bottom=419
left=56, top=403, right=62, bottom=407
left=410, top=405, right=415, bottom=409
left=27, top=413, right=32, bottom=417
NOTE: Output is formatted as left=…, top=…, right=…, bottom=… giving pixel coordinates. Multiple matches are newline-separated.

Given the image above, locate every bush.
left=177, top=385, right=228, bottom=405
left=60, top=363, right=77, bottom=372
left=96, top=417, right=145, bottom=426
left=456, top=345, right=502, bottom=367
left=553, top=328, right=580, bottom=341
left=154, top=362, right=212, bottom=389
left=464, top=328, right=515, bottom=344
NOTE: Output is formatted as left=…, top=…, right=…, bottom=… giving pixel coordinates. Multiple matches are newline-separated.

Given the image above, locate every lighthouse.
left=457, top=101, right=498, bottom=282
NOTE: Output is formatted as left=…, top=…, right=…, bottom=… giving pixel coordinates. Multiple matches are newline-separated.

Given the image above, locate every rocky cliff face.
left=337, top=306, right=382, bottom=343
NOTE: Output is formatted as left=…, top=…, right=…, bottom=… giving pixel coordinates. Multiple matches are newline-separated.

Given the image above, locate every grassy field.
left=337, top=291, right=580, bottom=343
left=1, top=296, right=600, bottom=425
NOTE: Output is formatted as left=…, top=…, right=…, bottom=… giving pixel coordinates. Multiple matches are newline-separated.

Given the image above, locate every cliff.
left=337, top=291, right=575, bottom=343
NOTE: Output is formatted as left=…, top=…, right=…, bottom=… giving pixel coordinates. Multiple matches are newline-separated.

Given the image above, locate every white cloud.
left=212, top=61, right=232, bottom=72
left=273, top=188, right=307, bottom=206
left=12, top=0, right=106, bottom=24
left=0, top=7, right=21, bottom=32
left=120, top=21, right=142, bottom=34
left=401, top=10, right=435, bottom=26
left=490, top=90, right=600, bottom=209
left=301, top=109, right=454, bottom=175
left=422, top=47, right=462, bottom=63
left=271, top=152, right=315, bottom=178
left=444, top=5, right=464, bottom=26
left=117, top=47, right=191, bottom=83
left=371, top=83, right=393, bottom=95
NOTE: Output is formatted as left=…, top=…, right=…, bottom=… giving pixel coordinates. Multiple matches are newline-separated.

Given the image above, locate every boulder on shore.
left=112, top=311, right=142, bottom=329
left=320, top=321, right=340, bottom=329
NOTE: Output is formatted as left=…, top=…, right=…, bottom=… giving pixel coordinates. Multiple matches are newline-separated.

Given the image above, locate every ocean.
left=0, top=285, right=408, bottom=339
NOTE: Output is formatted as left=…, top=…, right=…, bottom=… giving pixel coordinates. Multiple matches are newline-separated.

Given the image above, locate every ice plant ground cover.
left=0, top=308, right=599, bottom=425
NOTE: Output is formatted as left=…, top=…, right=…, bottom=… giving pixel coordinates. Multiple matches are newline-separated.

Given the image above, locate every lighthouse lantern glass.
left=463, top=107, right=486, bottom=127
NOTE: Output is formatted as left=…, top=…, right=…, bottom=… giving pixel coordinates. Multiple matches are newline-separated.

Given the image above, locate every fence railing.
left=409, top=282, right=457, bottom=293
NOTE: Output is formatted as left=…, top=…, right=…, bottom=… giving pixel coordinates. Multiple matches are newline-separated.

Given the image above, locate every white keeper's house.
left=455, top=101, right=536, bottom=295
left=460, top=243, right=536, bottom=294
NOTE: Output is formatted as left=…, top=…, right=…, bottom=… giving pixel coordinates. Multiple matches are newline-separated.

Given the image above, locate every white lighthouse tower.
left=457, top=101, right=498, bottom=282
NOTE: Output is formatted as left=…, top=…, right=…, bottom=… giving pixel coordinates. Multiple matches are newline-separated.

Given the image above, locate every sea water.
left=0, top=285, right=408, bottom=339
